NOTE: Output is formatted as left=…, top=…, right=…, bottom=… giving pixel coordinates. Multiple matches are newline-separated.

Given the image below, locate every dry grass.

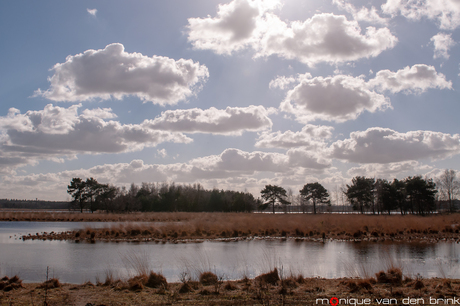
left=199, top=272, right=218, bottom=286
left=39, top=278, right=61, bottom=289
left=0, top=210, right=194, bottom=222
left=255, top=268, right=280, bottom=285
left=0, top=275, right=24, bottom=292
left=4, top=274, right=460, bottom=306
left=146, top=271, right=168, bottom=289
left=376, top=268, right=403, bottom=285
left=19, top=212, right=460, bottom=243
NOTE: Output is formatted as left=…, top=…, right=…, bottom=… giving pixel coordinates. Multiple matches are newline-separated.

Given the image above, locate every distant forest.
left=2, top=169, right=458, bottom=215
left=64, top=170, right=459, bottom=215
left=67, top=178, right=258, bottom=213
left=0, top=199, right=69, bottom=210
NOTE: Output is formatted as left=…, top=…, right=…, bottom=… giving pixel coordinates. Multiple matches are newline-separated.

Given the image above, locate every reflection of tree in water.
left=349, top=241, right=438, bottom=259
left=348, top=241, right=376, bottom=257
left=337, top=241, right=460, bottom=278
left=347, top=242, right=425, bottom=276
left=434, top=243, right=460, bottom=278
left=407, top=243, right=437, bottom=258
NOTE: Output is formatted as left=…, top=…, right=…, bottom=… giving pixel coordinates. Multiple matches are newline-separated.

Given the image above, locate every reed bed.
left=18, top=212, right=460, bottom=242
left=0, top=210, right=194, bottom=222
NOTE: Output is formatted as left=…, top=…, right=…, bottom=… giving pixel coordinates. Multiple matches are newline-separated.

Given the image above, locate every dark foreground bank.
left=1, top=268, right=459, bottom=306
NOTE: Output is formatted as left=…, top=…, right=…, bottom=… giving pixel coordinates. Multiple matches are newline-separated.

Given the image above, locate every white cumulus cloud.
left=368, top=64, right=452, bottom=93
left=382, top=0, right=460, bottom=30
left=274, top=64, right=451, bottom=123
left=0, top=104, right=192, bottom=170
left=330, top=127, right=460, bottom=164
left=35, top=43, right=209, bottom=105
left=347, top=161, right=433, bottom=178
left=431, top=32, right=456, bottom=59
left=188, top=0, right=397, bottom=66
left=255, top=124, right=334, bottom=149
left=333, top=0, right=389, bottom=25
left=144, top=105, right=273, bottom=135
left=0, top=146, right=332, bottom=200
left=278, top=73, right=390, bottom=123
left=256, top=12, right=397, bottom=66
left=190, top=147, right=330, bottom=172
left=187, top=0, right=280, bottom=54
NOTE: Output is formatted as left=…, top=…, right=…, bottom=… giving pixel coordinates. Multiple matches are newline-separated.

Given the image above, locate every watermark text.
left=316, top=297, right=460, bottom=305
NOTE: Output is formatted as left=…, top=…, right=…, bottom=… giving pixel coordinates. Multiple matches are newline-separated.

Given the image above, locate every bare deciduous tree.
left=437, top=169, right=460, bottom=212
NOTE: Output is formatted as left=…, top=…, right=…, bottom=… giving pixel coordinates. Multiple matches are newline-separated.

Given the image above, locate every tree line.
left=259, top=170, right=458, bottom=215
left=346, top=176, right=437, bottom=215
left=260, top=176, right=438, bottom=215
left=67, top=178, right=258, bottom=213
left=67, top=169, right=458, bottom=214
left=346, top=170, right=459, bottom=214
left=0, top=199, right=69, bottom=210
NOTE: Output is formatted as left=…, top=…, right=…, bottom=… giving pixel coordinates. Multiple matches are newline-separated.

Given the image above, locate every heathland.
left=1, top=268, right=459, bottom=305
left=3, top=211, right=460, bottom=243
left=2, top=211, right=460, bottom=305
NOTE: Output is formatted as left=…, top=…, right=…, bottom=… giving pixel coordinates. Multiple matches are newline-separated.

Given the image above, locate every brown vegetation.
left=13, top=212, right=460, bottom=243
left=376, top=268, right=403, bottom=285
left=39, top=278, right=61, bottom=289
left=199, top=271, right=218, bottom=286
left=255, top=268, right=280, bottom=285
left=0, top=210, right=194, bottom=222
left=2, top=269, right=460, bottom=305
left=0, top=275, right=23, bottom=292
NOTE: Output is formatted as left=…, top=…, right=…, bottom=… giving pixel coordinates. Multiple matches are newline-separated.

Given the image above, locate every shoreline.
left=3, top=212, right=460, bottom=305
left=2, top=211, right=460, bottom=243
left=19, top=230, right=460, bottom=244
left=2, top=272, right=459, bottom=306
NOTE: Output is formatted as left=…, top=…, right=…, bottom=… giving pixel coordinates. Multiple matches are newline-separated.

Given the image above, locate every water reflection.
left=1, top=222, right=460, bottom=284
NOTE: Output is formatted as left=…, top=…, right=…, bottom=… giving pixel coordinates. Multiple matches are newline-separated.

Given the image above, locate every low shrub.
left=376, top=268, right=402, bottom=285
left=414, top=279, right=424, bottom=290
left=357, top=279, right=373, bottom=290
left=128, top=275, right=148, bottom=291
left=1, top=275, right=23, bottom=291
left=281, top=277, right=298, bottom=288
left=146, top=272, right=168, bottom=289
left=199, top=288, right=211, bottom=295
left=255, top=268, right=279, bottom=285
left=224, top=282, right=237, bottom=290
left=296, top=274, right=306, bottom=284
left=199, top=271, right=218, bottom=285
left=9, top=275, right=20, bottom=284
left=179, top=282, right=193, bottom=293
left=40, top=278, right=61, bottom=289
left=346, top=280, right=359, bottom=293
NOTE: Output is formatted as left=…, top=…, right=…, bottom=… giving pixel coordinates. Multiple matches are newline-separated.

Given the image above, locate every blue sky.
left=1, top=0, right=459, bottom=201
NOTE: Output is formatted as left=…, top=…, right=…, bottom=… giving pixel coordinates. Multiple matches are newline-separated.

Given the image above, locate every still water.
left=1, top=222, right=459, bottom=283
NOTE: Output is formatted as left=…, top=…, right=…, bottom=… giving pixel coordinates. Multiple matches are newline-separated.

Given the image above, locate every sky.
left=1, top=0, right=459, bottom=201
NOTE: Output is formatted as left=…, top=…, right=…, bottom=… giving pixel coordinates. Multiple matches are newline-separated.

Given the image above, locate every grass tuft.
left=128, top=275, right=147, bottom=291
left=39, top=278, right=61, bottom=289
left=376, top=268, right=402, bottom=285
left=199, top=271, right=218, bottom=286
left=1, top=275, right=23, bottom=291
left=179, top=282, right=193, bottom=293
left=255, top=268, right=280, bottom=285
left=146, top=272, right=168, bottom=289
left=224, top=282, right=238, bottom=290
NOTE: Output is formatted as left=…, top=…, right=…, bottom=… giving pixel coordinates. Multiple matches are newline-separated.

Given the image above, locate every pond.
left=1, top=221, right=459, bottom=284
